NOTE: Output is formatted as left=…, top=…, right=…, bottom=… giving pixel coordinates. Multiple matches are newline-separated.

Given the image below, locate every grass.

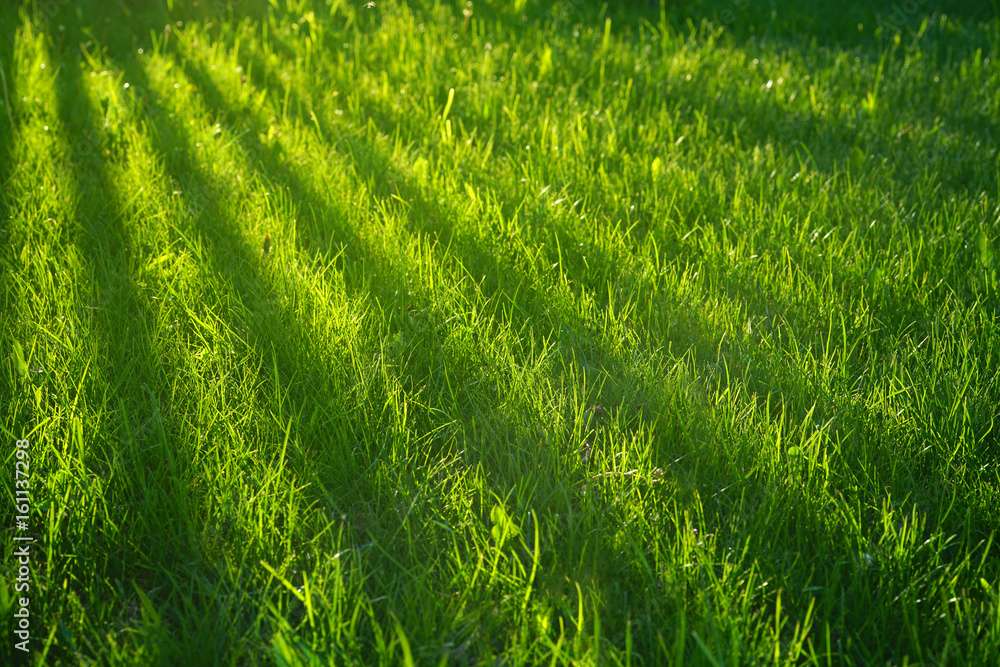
left=1, top=0, right=999, bottom=664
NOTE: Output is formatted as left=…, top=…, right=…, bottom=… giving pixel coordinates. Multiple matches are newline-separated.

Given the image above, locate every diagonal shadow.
left=182, top=37, right=725, bottom=494
left=35, top=5, right=392, bottom=662
left=116, top=45, right=516, bottom=659
left=332, top=1, right=999, bottom=436
left=227, top=31, right=812, bottom=435
left=41, top=9, right=217, bottom=662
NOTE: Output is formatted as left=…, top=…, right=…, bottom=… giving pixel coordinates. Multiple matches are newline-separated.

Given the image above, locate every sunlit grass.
left=1, top=0, right=999, bottom=664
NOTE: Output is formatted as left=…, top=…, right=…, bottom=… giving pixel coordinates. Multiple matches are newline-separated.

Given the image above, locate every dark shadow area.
left=538, top=0, right=998, bottom=48
left=0, top=2, right=17, bottom=212
left=379, top=1, right=999, bottom=222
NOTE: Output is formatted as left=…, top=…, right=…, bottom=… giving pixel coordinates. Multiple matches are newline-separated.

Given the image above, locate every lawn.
left=1, top=0, right=999, bottom=664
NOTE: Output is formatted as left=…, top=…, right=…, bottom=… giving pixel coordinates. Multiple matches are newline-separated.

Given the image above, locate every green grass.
left=1, top=0, right=999, bottom=664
